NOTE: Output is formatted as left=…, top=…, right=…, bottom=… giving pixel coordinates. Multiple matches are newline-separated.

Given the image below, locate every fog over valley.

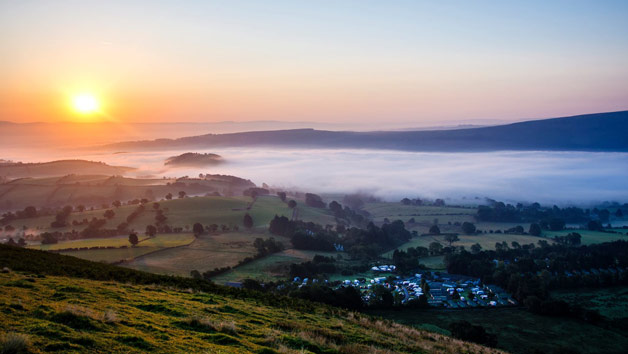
left=5, top=147, right=627, bottom=205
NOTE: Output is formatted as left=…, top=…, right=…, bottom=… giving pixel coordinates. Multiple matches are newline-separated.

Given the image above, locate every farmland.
left=211, top=249, right=337, bottom=284
left=124, top=232, right=285, bottom=277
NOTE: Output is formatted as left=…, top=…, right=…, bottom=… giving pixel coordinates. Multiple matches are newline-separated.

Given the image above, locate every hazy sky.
left=2, top=0, right=627, bottom=124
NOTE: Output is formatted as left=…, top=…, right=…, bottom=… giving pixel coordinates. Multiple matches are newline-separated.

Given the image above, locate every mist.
left=7, top=147, right=628, bottom=206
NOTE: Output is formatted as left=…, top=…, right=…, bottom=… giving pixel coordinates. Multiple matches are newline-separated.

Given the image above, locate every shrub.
left=0, top=332, right=29, bottom=354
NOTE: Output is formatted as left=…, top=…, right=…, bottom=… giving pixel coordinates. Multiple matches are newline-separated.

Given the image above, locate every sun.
left=71, top=93, right=100, bottom=114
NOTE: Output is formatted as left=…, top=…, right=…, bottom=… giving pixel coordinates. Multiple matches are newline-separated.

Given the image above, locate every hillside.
left=0, top=245, right=502, bottom=353
left=104, top=111, right=628, bottom=152
left=0, top=160, right=133, bottom=179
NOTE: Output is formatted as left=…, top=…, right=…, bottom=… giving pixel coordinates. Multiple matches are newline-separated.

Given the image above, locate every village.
left=290, top=264, right=520, bottom=308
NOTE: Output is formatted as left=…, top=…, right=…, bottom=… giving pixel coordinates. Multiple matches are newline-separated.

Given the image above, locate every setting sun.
left=72, top=93, right=100, bottom=114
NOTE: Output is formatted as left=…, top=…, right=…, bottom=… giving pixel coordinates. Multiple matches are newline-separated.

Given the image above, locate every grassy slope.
left=552, top=287, right=628, bottom=319
left=371, top=307, right=628, bottom=354
left=0, top=246, right=501, bottom=354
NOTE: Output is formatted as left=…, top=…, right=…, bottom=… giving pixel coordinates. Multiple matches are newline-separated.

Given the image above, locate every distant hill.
left=164, top=152, right=224, bottom=167
left=105, top=111, right=628, bottom=152
left=0, top=160, right=133, bottom=179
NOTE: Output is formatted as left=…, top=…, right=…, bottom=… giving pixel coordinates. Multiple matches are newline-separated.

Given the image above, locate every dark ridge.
left=104, top=110, right=628, bottom=152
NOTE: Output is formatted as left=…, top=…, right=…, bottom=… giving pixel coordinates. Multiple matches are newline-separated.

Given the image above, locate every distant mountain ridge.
left=104, top=111, right=628, bottom=152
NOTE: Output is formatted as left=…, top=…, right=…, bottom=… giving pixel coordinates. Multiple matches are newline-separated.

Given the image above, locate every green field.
left=211, top=249, right=337, bottom=284
left=123, top=232, right=286, bottom=277
left=26, top=234, right=194, bottom=263
left=371, top=307, right=628, bottom=354
left=382, top=233, right=551, bottom=256
left=0, top=271, right=496, bottom=353
left=544, top=229, right=628, bottom=245
left=30, top=234, right=194, bottom=252
left=552, top=287, right=628, bottom=319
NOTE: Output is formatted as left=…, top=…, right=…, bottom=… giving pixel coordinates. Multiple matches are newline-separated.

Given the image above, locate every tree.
left=444, top=234, right=459, bottom=246
left=277, top=191, right=287, bottom=202
left=145, top=225, right=157, bottom=237
left=128, top=232, right=139, bottom=247
left=76, top=205, right=86, bottom=212
left=548, top=218, right=565, bottom=231
left=243, top=213, right=254, bottom=229
left=529, top=223, right=542, bottom=236
left=112, top=200, right=122, bottom=208
left=470, top=243, right=482, bottom=254
left=104, top=209, right=115, bottom=219
left=429, top=225, right=441, bottom=235
left=461, top=222, right=476, bottom=234
left=40, top=232, right=58, bottom=245
left=288, top=200, right=297, bottom=208
left=178, top=191, right=186, bottom=199
left=23, top=206, right=37, bottom=218
left=165, top=193, right=173, bottom=200
left=616, top=208, right=624, bottom=218
left=17, top=238, right=27, bottom=247
left=192, top=222, right=204, bottom=237
left=429, top=242, right=443, bottom=255
left=153, top=202, right=160, bottom=210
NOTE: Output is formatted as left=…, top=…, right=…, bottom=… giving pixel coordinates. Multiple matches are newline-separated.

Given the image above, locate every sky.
left=1, top=0, right=628, bottom=125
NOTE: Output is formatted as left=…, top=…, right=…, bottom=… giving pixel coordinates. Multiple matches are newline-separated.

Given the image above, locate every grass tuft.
left=0, top=332, right=29, bottom=354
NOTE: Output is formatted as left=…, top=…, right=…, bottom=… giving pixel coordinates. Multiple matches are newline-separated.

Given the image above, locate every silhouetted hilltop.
left=105, top=111, right=628, bottom=152
left=164, top=152, right=224, bottom=167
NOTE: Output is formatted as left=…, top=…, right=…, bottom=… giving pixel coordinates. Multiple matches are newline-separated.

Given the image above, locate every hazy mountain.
left=104, top=111, right=628, bottom=152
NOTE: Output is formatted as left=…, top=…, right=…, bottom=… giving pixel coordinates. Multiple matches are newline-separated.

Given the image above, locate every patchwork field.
left=544, top=229, right=628, bottom=245
left=211, top=249, right=337, bottom=284
left=382, top=233, right=551, bottom=256
left=123, top=232, right=288, bottom=277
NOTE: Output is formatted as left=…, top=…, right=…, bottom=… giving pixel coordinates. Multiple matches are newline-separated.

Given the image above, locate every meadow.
left=124, top=232, right=284, bottom=277
left=0, top=269, right=501, bottom=353
left=371, top=307, right=628, bottom=354
left=212, top=249, right=337, bottom=284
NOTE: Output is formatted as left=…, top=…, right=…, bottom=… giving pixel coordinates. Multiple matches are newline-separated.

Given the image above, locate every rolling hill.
left=0, top=244, right=502, bottom=353
left=104, top=111, right=628, bottom=152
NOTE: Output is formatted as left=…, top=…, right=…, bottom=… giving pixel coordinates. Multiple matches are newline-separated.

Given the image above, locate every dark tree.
left=112, top=200, right=122, bottom=208
left=128, top=232, right=139, bottom=246
left=461, top=222, right=476, bottom=234
left=444, top=233, right=459, bottom=246
left=178, top=191, right=186, bottom=199
left=529, top=223, right=542, bottom=236
left=192, top=222, right=204, bottom=237
left=104, top=209, right=115, bottom=219
left=153, top=202, right=160, bottom=210
left=145, top=225, right=157, bottom=237
left=17, top=238, right=27, bottom=247
left=165, top=193, right=173, bottom=200
left=470, top=243, right=482, bottom=254
left=616, top=208, right=624, bottom=217
left=243, top=213, right=254, bottom=229
left=288, top=200, right=297, bottom=208
left=448, top=320, right=497, bottom=347
left=23, top=206, right=37, bottom=218
left=277, top=191, right=287, bottom=202
left=429, top=224, right=441, bottom=235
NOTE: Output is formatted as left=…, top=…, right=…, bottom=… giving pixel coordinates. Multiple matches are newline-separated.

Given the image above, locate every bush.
left=0, top=332, right=29, bottom=354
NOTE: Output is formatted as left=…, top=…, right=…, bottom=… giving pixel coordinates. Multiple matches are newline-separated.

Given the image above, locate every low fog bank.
left=5, top=148, right=628, bottom=206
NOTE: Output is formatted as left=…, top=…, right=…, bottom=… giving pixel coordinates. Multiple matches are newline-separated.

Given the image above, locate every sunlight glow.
left=72, top=93, right=100, bottom=114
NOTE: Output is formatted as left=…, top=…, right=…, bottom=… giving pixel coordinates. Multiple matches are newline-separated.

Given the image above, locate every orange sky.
left=1, top=1, right=627, bottom=125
